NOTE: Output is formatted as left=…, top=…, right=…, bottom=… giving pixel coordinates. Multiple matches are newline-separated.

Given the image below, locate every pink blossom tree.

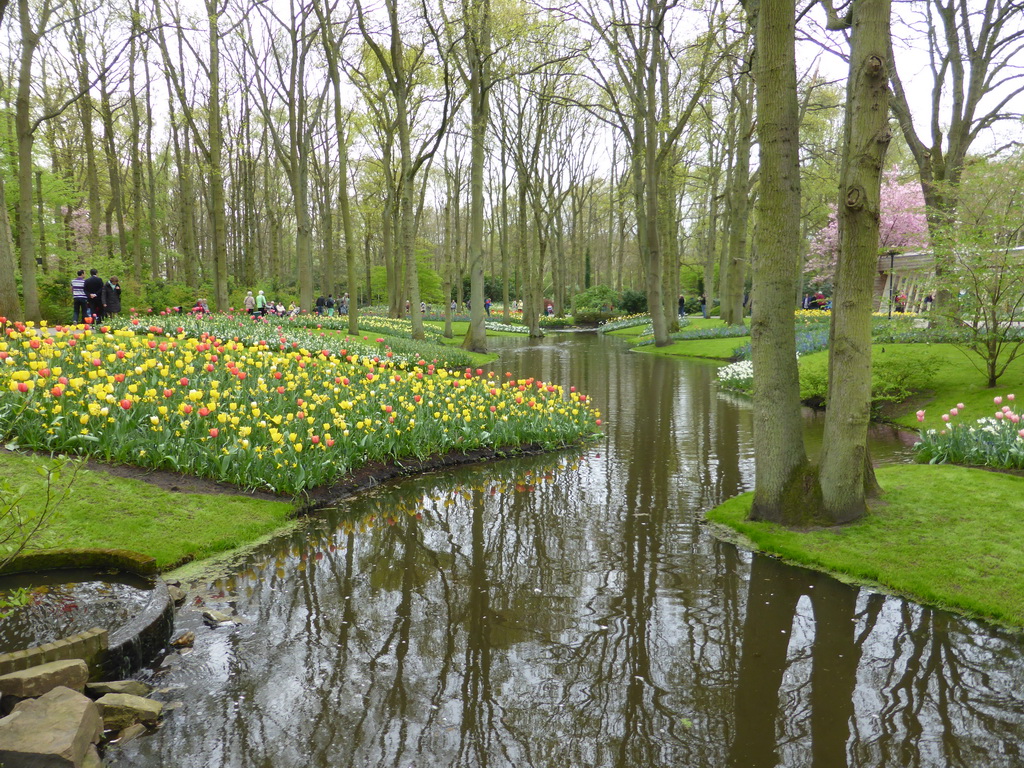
left=805, top=167, right=929, bottom=284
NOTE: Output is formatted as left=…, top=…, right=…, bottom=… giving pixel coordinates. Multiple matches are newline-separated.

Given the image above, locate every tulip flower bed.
left=913, top=394, right=1024, bottom=469
left=146, top=312, right=478, bottom=370
left=0, top=320, right=601, bottom=496
left=288, top=313, right=450, bottom=345
left=598, top=314, right=652, bottom=334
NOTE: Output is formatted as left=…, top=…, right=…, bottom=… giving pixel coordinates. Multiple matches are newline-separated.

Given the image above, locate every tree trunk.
left=206, top=0, right=229, bottom=311
left=748, top=0, right=816, bottom=523
left=819, top=0, right=891, bottom=521
left=71, top=2, right=101, bottom=256
left=722, top=63, right=754, bottom=326
left=0, top=177, right=22, bottom=319
left=16, top=0, right=41, bottom=321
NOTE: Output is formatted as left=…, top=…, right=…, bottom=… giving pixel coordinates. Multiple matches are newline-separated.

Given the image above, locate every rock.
left=0, top=659, right=89, bottom=699
left=202, top=609, right=234, bottom=626
left=167, top=584, right=187, bottom=606
left=95, top=692, right=163, bottom=730
left=115, top=722, right=149, bottom=745
left=0, top=686, right=102, bottom=768
left=170, top=631, right=195, bottom=648
left=81, top=745, right=103, bottom=768
left=85, top=680, right=152, bottom=698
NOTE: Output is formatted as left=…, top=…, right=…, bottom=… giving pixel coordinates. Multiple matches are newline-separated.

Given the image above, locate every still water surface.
left=115, top=334, right=1024, bottom=767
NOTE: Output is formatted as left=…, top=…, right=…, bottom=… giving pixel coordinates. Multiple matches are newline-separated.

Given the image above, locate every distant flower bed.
left=0, top=319, right=600, bottom=495
left=486, top=321, right=529, bottom=334
left=795, top=309, right=832, bottom=321
left=673, top=324, right=748, bottom=341
left=598, top=314, right=651, bottom=334
left=914, top=395, right=1024, bottom=469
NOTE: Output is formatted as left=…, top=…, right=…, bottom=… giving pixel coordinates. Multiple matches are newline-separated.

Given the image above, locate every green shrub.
left=799, top=354, right=937, bottom=411
left=620, top=289, right=647, bottom=314
left=573, top=309, right=617, bottom=325
left=872, top=354, right=937, bottom=406
left=572, top=284, right=619, bottom=312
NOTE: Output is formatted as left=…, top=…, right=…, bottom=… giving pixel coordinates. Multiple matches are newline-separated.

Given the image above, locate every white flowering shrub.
left=716, top=360, right=754, bottom=394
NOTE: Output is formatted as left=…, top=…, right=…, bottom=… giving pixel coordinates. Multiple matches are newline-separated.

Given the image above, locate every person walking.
left=315, top=294, right=326, bottom=315
left=255, top=290, right=267, bottom=316
left=340, top=293, right=349, bottom=314
left=71, top=270, right=89, bottom=324
left=84, top=268, right=104, bottom=322
left=102, top=276, right=122, bottom=317
left=678, top=294, right=686, bottom=317
left=326, top=295, right=335, bottom=317
left=484, top=297, right=492, bottom=316
left=244, top=291, right=256, bottom=314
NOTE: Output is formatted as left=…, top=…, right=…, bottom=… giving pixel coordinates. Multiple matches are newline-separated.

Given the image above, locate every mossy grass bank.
left=706, top=463, right=1024, bottom=630
left=639, top=336, right=748, bottom=360
left=1, top=450, right=294, bottom=570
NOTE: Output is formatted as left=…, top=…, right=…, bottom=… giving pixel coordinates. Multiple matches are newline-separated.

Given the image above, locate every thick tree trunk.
left=206, top=2, right=229, bottom=312
left=819, top=0, right=891, bottom=522
left=71, top=4, right=101, bottom=256
left=722, top=66, right=753, bottom=326
left=0, top=177, right=21, bottom=320
left=748, top=0, right=815, bottom=523
left=16, top=0, right=41, bottom=321
left=129, top=32, right=144, bottom=282
left=464, top=0, right=490, bottom=353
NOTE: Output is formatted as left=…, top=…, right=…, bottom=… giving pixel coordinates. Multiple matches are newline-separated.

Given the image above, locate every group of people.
left=314, top=293, right=349, bottom=316
left=802, top=292, right=830, bottom=310
left=71, top=268, right=121, bottom=324
left=243, top=290, right=299, bottom=318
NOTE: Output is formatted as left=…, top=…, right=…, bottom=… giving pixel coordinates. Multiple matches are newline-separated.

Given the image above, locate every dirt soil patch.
left=5, top=443, right=550, bottom=512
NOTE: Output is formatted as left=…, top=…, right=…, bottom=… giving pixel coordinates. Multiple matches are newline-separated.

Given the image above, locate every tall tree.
left=242, top=0, right=327, bottom=312
left=888, top=0, right=1024, bottom=232
left=817, top=0, right=892, bottom=522
left=354, top=0, right=455, bottom=340
left=746, top=0, right=814, bottom=522
left=577, top=0, right=718, bottom=346
left=153, top=0, right=230, bottom=310
left=315, top=0, right=361, bottom=334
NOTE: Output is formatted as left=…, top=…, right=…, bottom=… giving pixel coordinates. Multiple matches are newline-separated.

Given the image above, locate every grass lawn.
left=639, top=336, right=748, bottom=360
left=1, top=450, right=295, bottom=571
left=796, top=343, right=1024, bottom=431
left=605, top=324, right=650, bottom=338
left=706, top=463, right=1024, bottom=629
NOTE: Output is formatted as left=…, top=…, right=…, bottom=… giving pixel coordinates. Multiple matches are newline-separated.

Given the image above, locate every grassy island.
left=706, top=463, right=1024, bottom=630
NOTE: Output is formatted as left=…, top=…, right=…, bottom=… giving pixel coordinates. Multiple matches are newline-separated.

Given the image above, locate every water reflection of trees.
left=123, top=336, right=1024, bottom=768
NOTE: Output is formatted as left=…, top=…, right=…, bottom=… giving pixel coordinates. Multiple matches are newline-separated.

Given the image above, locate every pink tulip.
left=994, top=396, right=1003, bottom=405
left=950, top=408, right=959, bottom=416
left=1009, top=394, right=1016, bottom=401
left=995, top=412, right=1004, bottom=420
left=1011, top=414, right=1020, bottom=424
left=1004, top=405, right=1012, bottom=413
left=942, top=413, right=951, bottom=422
left=916, top=410, right=926, bottom=422
left=1019, top=428, right=1024, bottom=438
left=957, top=403, right=965, bottom=410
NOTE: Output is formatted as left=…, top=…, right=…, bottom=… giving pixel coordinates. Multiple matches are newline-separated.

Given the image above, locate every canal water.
left=113, top=333, right=1024, bottom=767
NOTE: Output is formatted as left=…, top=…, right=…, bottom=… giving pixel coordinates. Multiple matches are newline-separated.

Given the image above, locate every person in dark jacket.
left=84, top=268, right=104, bottom=321
left=102, top=276, right=122, bottom=316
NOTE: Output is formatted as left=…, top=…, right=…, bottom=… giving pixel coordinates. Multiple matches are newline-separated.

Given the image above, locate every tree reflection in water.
left=114, top=336, right=1024, bottom=768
